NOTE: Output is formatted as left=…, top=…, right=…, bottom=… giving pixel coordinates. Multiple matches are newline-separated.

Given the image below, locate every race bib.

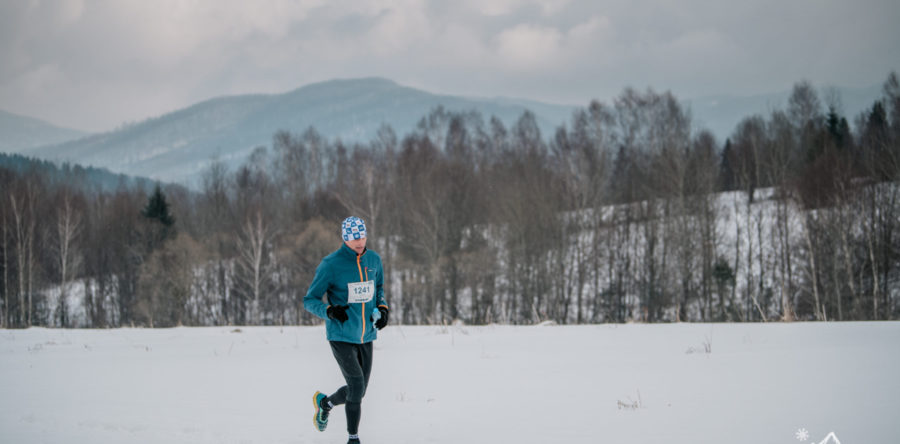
left=347, top=280, right=375, bottom=304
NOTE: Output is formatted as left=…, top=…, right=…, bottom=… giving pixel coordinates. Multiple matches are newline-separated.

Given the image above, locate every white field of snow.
left=1, top=322, right=898, bottom=444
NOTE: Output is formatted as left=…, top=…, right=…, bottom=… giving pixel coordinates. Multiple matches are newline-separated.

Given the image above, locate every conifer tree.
left=141, top=184, right=175, bottom=253
left=142, top=184, right=174, bottom=227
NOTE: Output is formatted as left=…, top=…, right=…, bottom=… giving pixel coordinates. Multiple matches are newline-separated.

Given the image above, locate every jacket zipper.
left=356, top=253, right=366, bottom=343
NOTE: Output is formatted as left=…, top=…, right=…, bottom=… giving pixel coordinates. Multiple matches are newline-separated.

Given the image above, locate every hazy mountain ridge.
left=0, top=109, right=87, bottom=153
left=0, top=151, right=155, bottom=193
left=22, top=78, right=577, bottom=185
left=5, top=78, right=883, bottom=186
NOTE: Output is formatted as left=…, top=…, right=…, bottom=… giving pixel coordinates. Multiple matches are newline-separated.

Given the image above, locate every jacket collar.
left=339, top=242, right=367, bottom=259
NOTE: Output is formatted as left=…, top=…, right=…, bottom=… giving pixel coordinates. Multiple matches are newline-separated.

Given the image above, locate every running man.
left=304, top=216, right=390, bottom=444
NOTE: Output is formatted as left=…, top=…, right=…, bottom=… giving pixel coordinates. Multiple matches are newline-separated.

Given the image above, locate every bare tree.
left=394, top=135, right=448, bottom=324
left=230, top=147, right=278, bottom=324
left=236, top=208, right=276, bottom=324
left=689, top=130, right=721, bottom=321
left=9, top=179, right=38, bottom=327
left=552, top=104, right=613, bottom=322
left=1, top=197, right=8, bottom=328
left=136, top=232, right=202, bottom=327
left=801, top=212, right=825, bottom=320
left=766, top=111, right=797, bottom=321
left=197, top=159, right=233, bottom=325
left=332, top=143, right=392, bottom=251
left=51, top=190, right=83, bottom=327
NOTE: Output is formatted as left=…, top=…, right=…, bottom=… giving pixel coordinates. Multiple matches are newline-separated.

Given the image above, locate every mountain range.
left=1, top=77, right=883, bottom=186
left=6, top=78, right=576, bottom=185
left=0, top=109, right=87, bottom=153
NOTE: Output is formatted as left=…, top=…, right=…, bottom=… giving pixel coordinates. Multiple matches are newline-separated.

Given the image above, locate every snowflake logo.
left=796, top=428, right=810, bottom=441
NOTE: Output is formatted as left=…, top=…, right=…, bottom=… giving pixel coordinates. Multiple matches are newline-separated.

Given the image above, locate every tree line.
left=1, top=72, right=898, bottom=328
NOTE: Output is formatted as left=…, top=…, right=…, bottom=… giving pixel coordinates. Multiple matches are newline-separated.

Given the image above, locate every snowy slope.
left=1, top=323, right=897, bottom=444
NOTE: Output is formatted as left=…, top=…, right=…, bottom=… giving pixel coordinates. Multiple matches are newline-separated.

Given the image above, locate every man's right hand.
left=326, top=305, right=350, bottom=323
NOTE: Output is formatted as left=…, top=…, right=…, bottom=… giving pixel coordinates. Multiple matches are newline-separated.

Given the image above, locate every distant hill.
left=687, top=84, right=883, bottom=142
left=0, top=109, right=87, bottom=152
left=0, top=152, right=155, bottom=193
left=23, top=78, right=577, bottom=185
left=12, top=77, right=882, bottom=186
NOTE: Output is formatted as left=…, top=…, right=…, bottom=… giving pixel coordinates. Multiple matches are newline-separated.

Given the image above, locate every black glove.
left=374, top=306, right=389, bottom=330
left=327, top=305, right=349, bottom=323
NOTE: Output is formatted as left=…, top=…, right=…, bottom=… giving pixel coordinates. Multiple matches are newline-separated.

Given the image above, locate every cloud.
left=430, top=23, right=493, bottom=67
left=102, top=0, right=326, bottom=65
left=55, top=0, right=85, bottom=25
left=491, top=16, right=613, bottom=73
left=564, top=16, right=614, bottom=63
left=460, top=0, right=571, bottom=17
left=365, top=2, right=432, bottom=55
left=0, top=0, right=896, bottom=132
left=532, top=0, right=571, bottom=16
left=19, top=63, right=66, bottom=97
left=461, top=0, right=522, bottom=17
left=494, top=24, right=563, bottom=69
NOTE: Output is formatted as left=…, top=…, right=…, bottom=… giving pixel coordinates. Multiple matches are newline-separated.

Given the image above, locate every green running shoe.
left=313, top=391, right=330, bottom=432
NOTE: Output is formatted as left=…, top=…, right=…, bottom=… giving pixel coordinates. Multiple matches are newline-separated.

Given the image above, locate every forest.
left=1, top=72, right=899, bottom=328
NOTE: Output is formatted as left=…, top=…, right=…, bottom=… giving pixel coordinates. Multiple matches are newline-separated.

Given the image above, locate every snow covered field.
left=1, top=322, right=898, bottom=444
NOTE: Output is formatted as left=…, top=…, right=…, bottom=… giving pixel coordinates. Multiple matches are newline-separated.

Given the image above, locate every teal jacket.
left=303, top=243, right=388, bottom=343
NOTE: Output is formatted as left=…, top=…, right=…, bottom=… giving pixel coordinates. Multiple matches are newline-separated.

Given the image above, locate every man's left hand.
left=374, top=306, right=389, bottom=330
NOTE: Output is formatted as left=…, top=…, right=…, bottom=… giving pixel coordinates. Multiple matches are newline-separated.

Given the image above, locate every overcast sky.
left=1, top=0, right=898, bottom=133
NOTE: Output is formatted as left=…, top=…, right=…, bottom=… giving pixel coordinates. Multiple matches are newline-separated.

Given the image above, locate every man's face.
left=345, top=237, right=367, bottom=255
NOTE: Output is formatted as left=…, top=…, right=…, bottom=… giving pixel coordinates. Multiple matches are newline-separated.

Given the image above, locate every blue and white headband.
left=341, top=216, right=367, bottom=241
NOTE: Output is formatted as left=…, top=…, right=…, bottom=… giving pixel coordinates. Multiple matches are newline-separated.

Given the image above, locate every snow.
left=1, top=322, right=898, bottom=444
